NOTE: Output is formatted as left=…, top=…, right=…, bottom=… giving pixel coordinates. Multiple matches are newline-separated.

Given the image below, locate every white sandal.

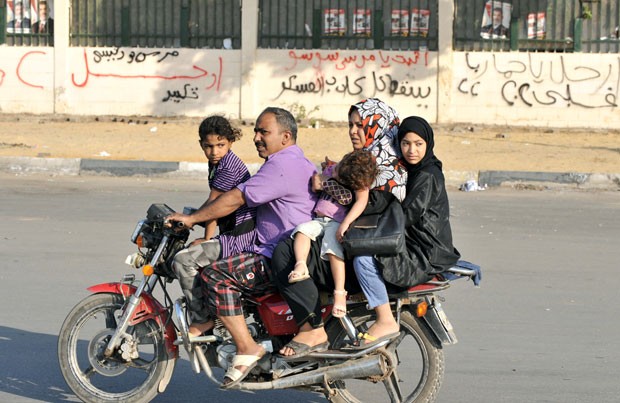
left=220, top=348, right=265, bottom=389
left=288, top=261, right=311, bottom=283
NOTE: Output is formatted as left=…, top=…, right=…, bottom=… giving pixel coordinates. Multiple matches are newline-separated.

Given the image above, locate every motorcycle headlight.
left=131, top=219, right=147, bottom=244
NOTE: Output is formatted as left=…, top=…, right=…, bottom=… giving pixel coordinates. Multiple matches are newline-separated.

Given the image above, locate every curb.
left=1, top=156, right=618, bottom=191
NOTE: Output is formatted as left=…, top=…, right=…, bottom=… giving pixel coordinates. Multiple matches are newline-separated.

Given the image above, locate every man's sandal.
left=279, top=340, right=329, bottom=360
left=220, top=348, right=265, bottom=389
left=332, top=289, right=348, bottom=318
left=288, top=261, right=311, bottom=283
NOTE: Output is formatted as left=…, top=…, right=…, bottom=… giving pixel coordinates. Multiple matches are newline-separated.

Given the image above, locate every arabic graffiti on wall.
left=92, top=47, right=180, bottom=64
left=456, top=53, right=619, bottom=109
left=0, top=48, right=220, bottom=107
left=284, top=49, right=429, bottom=70
left=162, top=83, right=200, bottom=103
left=276, top=72, right=431, bottom=100
left=270, top=49, right=433, bottom=108
left=70, top=48, right=223, bottom=104
left=0, top=50, right=50, bottom=90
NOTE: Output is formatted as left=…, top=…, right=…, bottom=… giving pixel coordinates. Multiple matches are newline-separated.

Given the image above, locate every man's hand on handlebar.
left=164, top=212, right=195, bottom=230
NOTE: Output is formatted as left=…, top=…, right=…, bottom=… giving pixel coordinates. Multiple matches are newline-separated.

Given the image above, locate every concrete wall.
left=56, top=47, right=242, bottom=117
left=0, top=47, right=55, bottom=114
left=0, top=0, right=617, bottom=128
left=250, top=49, right=437, bottom=122
left=450, top=52, right=620, bottom=128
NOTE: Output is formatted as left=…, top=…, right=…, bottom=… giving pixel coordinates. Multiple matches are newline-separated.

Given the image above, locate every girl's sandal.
left=332, top=289, right=348, bottom=318
left=288, top=261, right=311, bottom=283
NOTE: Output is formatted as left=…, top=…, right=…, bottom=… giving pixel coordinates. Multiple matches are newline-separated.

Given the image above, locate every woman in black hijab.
left=352, top=116, right=461, bottom=347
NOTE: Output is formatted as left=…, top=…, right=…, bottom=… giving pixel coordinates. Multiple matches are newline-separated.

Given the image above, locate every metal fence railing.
left=69, top=0, right=240, bottom=48
left=1, top=0, right=618, bottom=52
left=258, top=0, right=439, bottom=51
left=580, top=0, right=620, bottom=52
left=454, top=0, right=620, bottom=53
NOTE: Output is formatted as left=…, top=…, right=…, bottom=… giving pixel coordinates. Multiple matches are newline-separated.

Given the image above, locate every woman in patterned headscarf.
left=350, top=116, right=461, bottom=350
left=275, top=98, right=409, bottom=359
left=347, top=98, right=408, bottom=201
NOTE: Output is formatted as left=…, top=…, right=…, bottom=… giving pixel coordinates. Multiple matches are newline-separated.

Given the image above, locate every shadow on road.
left=0, top=326, right=71, bottom=402
left=0, top=325, right=322, bottom=403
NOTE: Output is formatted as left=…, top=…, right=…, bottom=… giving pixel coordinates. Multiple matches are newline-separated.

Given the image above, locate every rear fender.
left=87, top=282, right=178, bottom=357
left=409, top=296, right=458, bottom=347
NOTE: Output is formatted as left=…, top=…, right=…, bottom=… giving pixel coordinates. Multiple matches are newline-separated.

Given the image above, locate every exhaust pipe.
left=233, top=355, right=387, bottom=390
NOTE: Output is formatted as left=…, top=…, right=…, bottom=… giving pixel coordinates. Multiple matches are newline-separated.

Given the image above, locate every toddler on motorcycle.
left=288, top=150, right=377, bottom=320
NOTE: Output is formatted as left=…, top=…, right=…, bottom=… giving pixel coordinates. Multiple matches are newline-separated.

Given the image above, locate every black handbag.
left=342, top=196, right=405, bottom=257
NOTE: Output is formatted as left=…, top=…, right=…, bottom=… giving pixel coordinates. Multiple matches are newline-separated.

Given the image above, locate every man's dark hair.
left=198, top=115, right=242, bottom=142
left=260, top=107, right=298, bottom=141
left=493, top=7, right=503, bottom=14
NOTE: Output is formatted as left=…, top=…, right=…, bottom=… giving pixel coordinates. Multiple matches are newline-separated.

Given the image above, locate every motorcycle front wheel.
left=58, top=293, right=173, bottom=403
left=326, top=308, right=444, bottom=403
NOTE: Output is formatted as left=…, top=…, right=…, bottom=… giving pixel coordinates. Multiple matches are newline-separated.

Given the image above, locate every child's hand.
left=321, top=156, right=336, bottom=170
left=311, top=173, right=325, bottom=192
left=336, top=222, right=350, bottom=242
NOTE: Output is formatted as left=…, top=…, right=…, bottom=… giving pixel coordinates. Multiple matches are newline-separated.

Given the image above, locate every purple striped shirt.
left=209, top=151, right=257, bottom=258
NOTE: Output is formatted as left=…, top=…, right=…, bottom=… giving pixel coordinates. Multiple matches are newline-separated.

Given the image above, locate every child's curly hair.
left=198, top=115, right=242, bottom=142
left=336, top=150, right=378, bottom=191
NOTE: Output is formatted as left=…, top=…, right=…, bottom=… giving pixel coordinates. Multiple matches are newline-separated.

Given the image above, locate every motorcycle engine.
left=216, top=343, right=237, bottom=370
left=215, top=339, right=274, bottom=372
left=214, top=320, right=275, bottom=372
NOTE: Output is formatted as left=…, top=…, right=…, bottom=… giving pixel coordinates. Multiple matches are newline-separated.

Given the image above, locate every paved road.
left=1, top=174, right=618, bottom=403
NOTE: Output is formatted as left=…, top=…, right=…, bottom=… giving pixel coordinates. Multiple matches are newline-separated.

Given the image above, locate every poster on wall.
left=391, top=9, right=409, bottom=36
left=410, top=9, right=430, bottom=37
left=480, top=1, right=511, bottom=39
left=352, top=9, right=371, bottom=36
left=324, top=9, right=346, bottom=35
left=6, top=0, right=54, bottom=34
left=527, top=12, right=546, bottom=39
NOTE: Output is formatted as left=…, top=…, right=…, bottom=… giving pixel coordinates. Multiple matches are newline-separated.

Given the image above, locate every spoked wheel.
left=326, top=308, right=444, bottom=403
left=58, top=293, right=173, bottom=403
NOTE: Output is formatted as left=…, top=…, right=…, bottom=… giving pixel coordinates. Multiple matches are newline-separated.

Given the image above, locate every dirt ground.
left=1, top=113, right=619, bottom=174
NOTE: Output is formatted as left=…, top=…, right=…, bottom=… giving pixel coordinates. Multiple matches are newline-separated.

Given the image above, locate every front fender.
left=87, top=282, right=178, bottom=358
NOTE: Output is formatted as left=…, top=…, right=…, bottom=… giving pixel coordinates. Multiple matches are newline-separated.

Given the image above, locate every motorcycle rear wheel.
left=326, top=308, right=444, bottom=403
left=58, top=293, right=172, bottom=403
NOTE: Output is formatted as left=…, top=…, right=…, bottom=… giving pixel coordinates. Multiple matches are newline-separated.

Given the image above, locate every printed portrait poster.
left=324, top=9, right=346, bottom=35
left=6, top=0, right=54, bottom=34
left=410, top=9, right=431, bottom=37
left=480, top=1, right=512, bottom=39
left=352, top=8, right=371, bottom=36
left=391, top=9, right=409, bottom=36
left=527, top=12, right=546, bottom=39
left=6, top=0, right=33, bottom=34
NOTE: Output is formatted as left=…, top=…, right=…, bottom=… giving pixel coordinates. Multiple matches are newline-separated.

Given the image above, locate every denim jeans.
left=353, top=255, right=389, bottom=309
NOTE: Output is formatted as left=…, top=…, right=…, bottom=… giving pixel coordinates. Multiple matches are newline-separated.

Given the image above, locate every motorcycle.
left=58, top=203, right=481, bottom=403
